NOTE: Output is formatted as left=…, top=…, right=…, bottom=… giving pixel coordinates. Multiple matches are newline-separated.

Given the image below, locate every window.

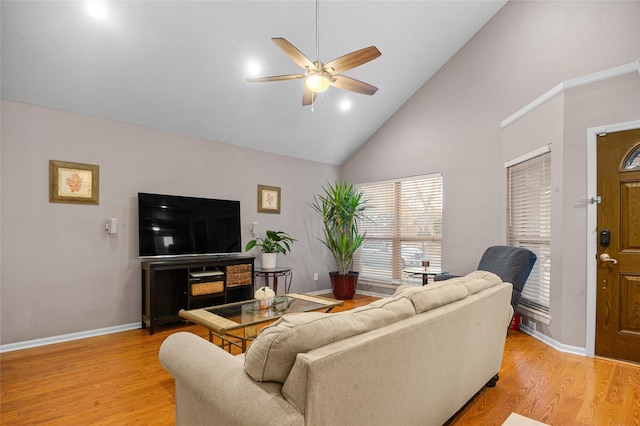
left=507, top=150, right=551, bottom=318
left=623, top=145, right=640, bottom=170
left=354, top=174, right=443, bottom=285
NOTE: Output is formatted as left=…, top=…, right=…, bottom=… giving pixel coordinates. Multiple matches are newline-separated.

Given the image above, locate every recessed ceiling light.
left=87, top=2, right=107, bottom=19
left=248, top=62, right=261, bottom=77
left=339, top=99, right=352, bottom=111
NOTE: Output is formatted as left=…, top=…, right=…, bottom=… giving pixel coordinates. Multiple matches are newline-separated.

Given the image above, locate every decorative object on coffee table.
left=257, top=184, right=281, bottom=213
left=49, top=160, right=99, bottom=204
left=255, top=286, right=275, bottom=309
left=311, top=181, right=368, bottom=300
left=245, top=230, right=296, bottom=269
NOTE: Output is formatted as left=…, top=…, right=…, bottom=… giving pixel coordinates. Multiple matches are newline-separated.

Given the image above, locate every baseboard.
left=518, top=323, right=587, bottom=357
left=354, top=289, right=390, bottom=298
left=0, top=323, right=140, bottom=353
left=305, top=288, right=332, bottom=296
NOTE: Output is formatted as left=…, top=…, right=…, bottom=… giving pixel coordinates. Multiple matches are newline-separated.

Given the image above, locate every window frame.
left=506, top=146, right=552, bottom=323
left=354, top=173, right=443, bottom=286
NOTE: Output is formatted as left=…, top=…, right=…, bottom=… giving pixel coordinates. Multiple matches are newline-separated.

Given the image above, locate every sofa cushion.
left=244, top=296, right=415, bottom=383
left=459, top=270, right=503, bottom=294
left=394, top=281, right=469, bottom=314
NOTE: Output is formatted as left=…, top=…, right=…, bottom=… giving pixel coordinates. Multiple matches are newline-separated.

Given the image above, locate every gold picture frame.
left=257, top=184, right=280, bottom=214
left=49, top=160, right=99, bottom=204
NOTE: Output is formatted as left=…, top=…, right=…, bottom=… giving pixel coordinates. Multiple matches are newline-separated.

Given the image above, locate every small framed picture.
left=257, top=184, right=280, bottom=214
left=49, top=160, right=99, bottom=204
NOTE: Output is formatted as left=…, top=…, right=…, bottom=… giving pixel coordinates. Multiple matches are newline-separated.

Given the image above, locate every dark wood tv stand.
left=141, top=255, right=255, bottom=334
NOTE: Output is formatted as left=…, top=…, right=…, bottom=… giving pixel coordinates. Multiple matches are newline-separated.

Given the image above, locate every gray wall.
left=1, top=100, right=338, bottom=345
left=342, top=1, right=640, bottom=348
left=501, top=75, right=640, bottom=347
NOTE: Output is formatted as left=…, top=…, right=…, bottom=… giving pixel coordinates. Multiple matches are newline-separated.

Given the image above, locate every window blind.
left=507, top=151, right=551, bottom=315
left=355, top=174, right=443, bottom=284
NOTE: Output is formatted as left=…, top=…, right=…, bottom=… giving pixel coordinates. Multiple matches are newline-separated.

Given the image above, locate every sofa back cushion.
left=244, top=296, right=415, bottom=383
left=452, top=270, right=503, bottom=294
left=394, top=281, right=469, bottom=314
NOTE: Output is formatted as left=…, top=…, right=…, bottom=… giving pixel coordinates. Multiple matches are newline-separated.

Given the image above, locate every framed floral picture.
left=257, top=184, right=280, bottom=214
left=49, top=160, right=99, bottom=204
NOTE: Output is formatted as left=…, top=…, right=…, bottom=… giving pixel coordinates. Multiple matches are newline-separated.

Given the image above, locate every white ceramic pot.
left=261, top=252, right=277, bottom=269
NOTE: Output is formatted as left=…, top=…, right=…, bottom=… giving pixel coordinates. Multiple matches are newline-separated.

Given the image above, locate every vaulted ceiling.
left=1, top=1, right=506, bottom=165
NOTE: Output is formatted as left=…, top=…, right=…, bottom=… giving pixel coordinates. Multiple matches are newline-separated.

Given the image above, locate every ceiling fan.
left=246, top=0, right=381, bottom=107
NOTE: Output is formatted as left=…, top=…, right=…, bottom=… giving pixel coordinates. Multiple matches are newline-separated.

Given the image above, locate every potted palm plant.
left=310, top=181, right=368, bottom=299
left=245, top=230, right=296, bottom=268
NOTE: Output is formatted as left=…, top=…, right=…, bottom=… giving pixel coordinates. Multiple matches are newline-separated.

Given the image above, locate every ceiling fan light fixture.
left=305, top=72, right=330, bottom=93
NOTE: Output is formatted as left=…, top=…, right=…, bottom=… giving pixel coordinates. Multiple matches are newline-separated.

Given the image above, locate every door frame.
left=585, top=119, right=640, bottom=357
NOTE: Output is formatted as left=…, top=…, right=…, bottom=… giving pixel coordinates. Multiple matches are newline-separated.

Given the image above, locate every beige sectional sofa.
left=159, top=271, right=513, bottom=426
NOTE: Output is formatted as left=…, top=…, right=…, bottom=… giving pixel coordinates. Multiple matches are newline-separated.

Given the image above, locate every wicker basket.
left=190, top=280, right=224, bottom=296
left=226, top=264, right=253, bottom=287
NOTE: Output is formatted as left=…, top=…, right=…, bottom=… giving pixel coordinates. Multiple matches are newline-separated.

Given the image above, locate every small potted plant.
left=245, top=230, right=296, bottom=268
left=310, top=181, right=368, bottom=299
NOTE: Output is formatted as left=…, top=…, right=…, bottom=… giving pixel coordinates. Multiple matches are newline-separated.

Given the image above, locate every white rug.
left=502, top=413, right=549, bottom=426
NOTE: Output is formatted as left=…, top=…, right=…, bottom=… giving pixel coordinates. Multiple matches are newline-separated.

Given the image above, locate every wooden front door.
left=595, top=128, right=640, bottom=363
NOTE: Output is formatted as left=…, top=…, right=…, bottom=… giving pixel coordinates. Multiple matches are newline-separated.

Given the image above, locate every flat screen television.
left=138, top=192, right=242, bottom=258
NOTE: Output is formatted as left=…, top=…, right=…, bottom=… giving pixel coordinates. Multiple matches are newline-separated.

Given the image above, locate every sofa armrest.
left=159, top=332, right=303, bottom=426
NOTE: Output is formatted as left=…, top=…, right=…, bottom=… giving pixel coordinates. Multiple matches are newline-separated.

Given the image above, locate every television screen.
left=138, top=193, right=242, bottom=257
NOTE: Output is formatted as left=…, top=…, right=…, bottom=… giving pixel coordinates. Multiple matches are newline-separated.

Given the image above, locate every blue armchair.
left=435, top=245, right=537, bottom=315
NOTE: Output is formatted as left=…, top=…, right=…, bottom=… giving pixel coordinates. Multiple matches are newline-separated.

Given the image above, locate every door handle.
left=599, top=253, right=618, bottom=264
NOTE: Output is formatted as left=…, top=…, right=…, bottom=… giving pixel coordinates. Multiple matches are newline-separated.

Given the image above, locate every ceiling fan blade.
left=302, top=88, right=318, bottom=106
left=331, top=75, right=378, bottom=95
left=246, top=74, right=304, bottom=83
left=323, top=46, right=381, bottom=74
left=272, top=37, right=315, bottom=70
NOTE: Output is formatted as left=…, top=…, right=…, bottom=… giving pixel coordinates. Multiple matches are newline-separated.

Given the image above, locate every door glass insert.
left=623, top=145, right=640, bottom=170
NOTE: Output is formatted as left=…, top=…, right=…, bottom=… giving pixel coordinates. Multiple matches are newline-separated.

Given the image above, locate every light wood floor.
left=2, top=293, right=639, bottom=425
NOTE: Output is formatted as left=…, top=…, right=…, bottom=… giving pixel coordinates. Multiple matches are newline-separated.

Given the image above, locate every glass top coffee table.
left=179, top=293, right=343, bottom=352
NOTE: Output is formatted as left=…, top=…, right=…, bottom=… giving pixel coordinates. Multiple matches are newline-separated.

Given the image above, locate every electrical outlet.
left=313, top=272, right=318, bottom=281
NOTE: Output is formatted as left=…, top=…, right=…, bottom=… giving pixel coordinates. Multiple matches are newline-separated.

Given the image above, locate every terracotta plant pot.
left=329, top=271, right=359, bottom=300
